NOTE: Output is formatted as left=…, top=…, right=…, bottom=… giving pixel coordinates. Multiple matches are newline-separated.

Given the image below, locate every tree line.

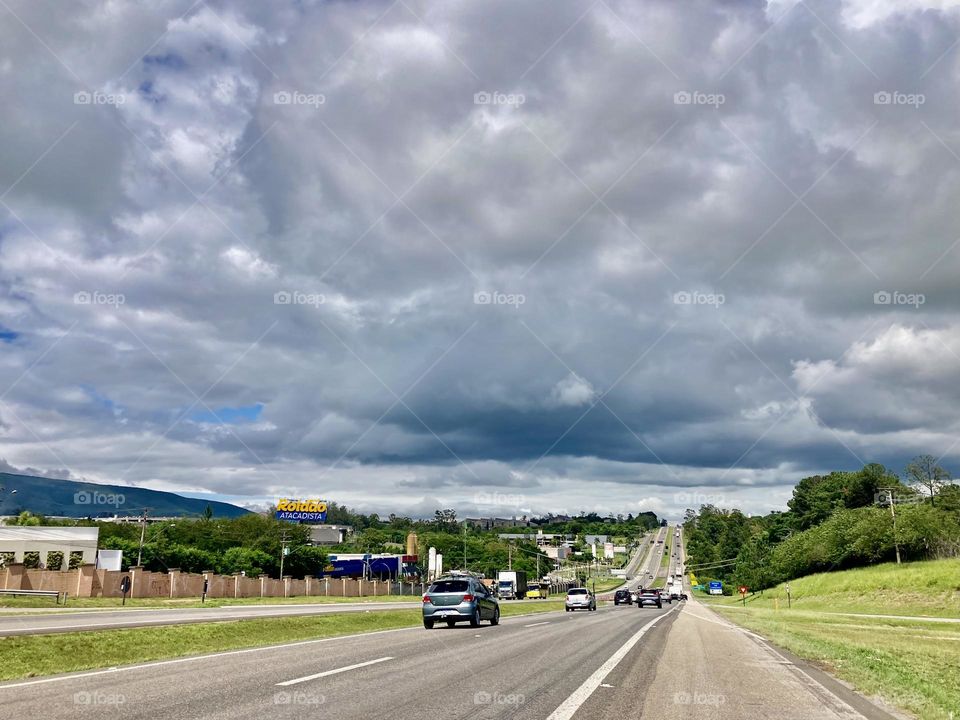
left=683, top=457, right=960, bottom=593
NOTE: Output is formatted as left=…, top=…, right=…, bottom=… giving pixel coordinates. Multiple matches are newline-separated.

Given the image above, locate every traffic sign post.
left=119, top=575, right=131, bottom=606
left=739, top=585, right=748, bottom=606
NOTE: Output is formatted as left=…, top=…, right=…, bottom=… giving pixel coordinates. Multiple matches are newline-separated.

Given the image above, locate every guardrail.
left=0, top=588, right=65, bottom=604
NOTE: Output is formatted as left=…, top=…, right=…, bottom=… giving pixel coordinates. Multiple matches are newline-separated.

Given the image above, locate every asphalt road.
left=0, top=599, right=900, bottom=720
left=0, top=601, right=428, bottom=636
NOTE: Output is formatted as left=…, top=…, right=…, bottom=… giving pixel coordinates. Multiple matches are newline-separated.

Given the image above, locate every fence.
left=0, top=563, right=428, bottom=600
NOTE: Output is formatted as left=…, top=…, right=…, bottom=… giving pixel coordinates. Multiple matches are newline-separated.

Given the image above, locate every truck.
left=497, top=570, right=528, bottom=600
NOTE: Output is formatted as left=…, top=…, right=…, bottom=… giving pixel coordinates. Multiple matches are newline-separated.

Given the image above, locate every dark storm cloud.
left=1, top=0, right=960, bottom=519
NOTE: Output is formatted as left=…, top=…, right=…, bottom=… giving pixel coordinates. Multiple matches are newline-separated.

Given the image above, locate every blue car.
left=422, top=576, right=500, bottom=628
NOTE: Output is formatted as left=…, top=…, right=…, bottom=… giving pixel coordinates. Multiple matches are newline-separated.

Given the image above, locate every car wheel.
left=491, top=606, right=500, bottom=626
left=423, top=618, right=435, bottom=629
left=469, top=607, right=481, bottom=627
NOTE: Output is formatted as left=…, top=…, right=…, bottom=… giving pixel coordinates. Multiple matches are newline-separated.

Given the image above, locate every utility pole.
left=279, top=530, right=290, bottom=578
left=463, top=524, right=467, bottom=571
left=508, top=543, right=512, bottom=570
left=879, top=489, right=902, bottom=565
left=136, top=508, right=149, bottom=566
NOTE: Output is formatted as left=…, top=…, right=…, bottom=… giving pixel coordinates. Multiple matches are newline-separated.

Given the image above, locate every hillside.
left=0, top=472, right=250, bottom=519
left=702, top=557, right=960, bottom=617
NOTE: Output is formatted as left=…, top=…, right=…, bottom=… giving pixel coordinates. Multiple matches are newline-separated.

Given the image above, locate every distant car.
left=526, top=586, right=546, bottom=600
left=422, top=576, right=500, bottom=628
left=614, top=589, right=632, bottom=605
left=637, top=589, right=662, bottom=608
left=565, top=587, right=596, bottom=612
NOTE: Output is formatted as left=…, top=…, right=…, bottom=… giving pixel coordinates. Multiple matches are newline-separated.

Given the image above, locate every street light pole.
left=879, top=488, right=902, bottom=565
left=136, top=508, right=149, bottom=566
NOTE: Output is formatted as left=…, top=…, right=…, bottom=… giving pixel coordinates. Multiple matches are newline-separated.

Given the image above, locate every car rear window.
left=429, top=580, right=469, bottom=593
left=568, top=588, right=588, bottom=595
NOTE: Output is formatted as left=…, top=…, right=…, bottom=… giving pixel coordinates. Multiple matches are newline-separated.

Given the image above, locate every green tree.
left=905, top=455, right=951, bottom=506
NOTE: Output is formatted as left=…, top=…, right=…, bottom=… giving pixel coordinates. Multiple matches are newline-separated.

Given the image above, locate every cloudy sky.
left=2, top=0, right=960, bottom=521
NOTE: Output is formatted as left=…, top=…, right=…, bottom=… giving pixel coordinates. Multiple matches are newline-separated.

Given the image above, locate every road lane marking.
left=276, top=656, right=393, bottom=686
left=0, top=609, right=568, bottom=690
left=524, top=621, right=550, bottom=627
left=545, top=604, right=680, bottom=720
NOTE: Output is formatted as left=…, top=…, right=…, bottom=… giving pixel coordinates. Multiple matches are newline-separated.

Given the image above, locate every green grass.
left=0, top=600, right=565, bottom=681
left=700, top=557, right=960, bottom=617
left=712, top=607, right=960, bottom=720
left=706, top=558, right=960, bottom=720
left=589, top=577, right=624, bottom=593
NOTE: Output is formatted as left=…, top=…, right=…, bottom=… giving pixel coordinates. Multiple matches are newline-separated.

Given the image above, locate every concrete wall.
left=0, top=563, right=427, bottom=600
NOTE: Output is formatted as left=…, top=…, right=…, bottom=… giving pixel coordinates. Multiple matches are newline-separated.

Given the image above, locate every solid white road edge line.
left=276, top=657, right=393, bottom=686
left=0, top=608, right=565, bottom=690
left=524, top=621, right=550, bottom=627
left=545, top=604, right=680, bottom=720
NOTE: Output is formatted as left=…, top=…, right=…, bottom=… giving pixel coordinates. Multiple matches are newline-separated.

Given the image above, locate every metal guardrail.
left=0, top=588, right=65, bottom=603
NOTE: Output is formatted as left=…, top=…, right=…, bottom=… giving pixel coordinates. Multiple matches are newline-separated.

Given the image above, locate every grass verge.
left=699, top=557, right=960, bottom=618
left=712, top=605, right=960, bottom=720
left=0, top=601, right=564, bottom=681
left=590, top=577, right=624, bottom=593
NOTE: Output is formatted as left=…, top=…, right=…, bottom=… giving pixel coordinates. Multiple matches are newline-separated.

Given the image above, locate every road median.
left=0, top=601, right=564, bottom=682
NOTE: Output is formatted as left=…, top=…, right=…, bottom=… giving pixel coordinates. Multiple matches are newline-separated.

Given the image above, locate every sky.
left=2, top=0, right=960, bottom=521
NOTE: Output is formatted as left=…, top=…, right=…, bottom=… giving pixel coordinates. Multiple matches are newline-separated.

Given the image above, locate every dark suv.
left=614, top=589, right=632, bottom=605
left=637, top=588, right=662, bottom=608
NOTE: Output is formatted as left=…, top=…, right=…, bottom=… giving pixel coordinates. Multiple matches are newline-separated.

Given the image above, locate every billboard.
left=275, top=498, right=327, bottom=522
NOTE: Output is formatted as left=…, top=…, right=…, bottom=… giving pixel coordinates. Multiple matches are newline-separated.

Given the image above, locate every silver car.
left=565, top=587, right=596, bottom=611
left=422, top=577, right=500, bottom=628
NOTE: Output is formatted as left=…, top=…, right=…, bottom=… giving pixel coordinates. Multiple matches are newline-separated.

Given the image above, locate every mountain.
left=0, top=472, right=251, bottom=519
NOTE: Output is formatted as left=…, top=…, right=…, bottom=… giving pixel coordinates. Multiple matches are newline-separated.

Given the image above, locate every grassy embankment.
left=0, top=600, right=565, bottom=681
left=699, top=558, right=960, bottom=720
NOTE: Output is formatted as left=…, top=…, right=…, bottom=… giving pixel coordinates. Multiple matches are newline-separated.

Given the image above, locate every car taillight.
left=462, top=594, right=474, bottom=602
left=422, top=595, right=431, bottom=603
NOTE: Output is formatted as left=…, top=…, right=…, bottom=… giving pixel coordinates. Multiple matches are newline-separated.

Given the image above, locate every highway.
left=0, top=601, right=426, bottom=637
left=0, top=531, right=661, bottom=636
left=0, top=526, right=900, bottom=719
left=0, top=600, right=898, bottom=719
